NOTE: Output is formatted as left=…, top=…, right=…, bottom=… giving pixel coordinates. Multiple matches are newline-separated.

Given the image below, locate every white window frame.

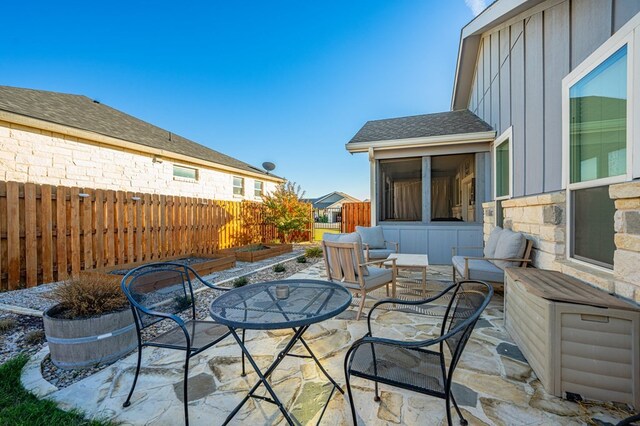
left=172, top=164, right=198, bottom=181
left=562, top=17, right=640, bottom=272
left=493, top=127, right=512, bottom=201
left=233, top=176, right=244, bottom=196
left=254, top=180, right=263, bottom=197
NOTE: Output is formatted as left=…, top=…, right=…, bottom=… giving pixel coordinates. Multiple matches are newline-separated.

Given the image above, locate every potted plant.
left=43, top=275, right=136, bottom=370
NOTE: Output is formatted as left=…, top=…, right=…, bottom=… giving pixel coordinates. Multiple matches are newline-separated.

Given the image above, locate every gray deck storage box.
left=505, top=268, right=640, bottom=407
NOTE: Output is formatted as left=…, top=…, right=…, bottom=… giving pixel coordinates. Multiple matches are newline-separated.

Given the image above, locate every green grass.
left=0, top=355, right=113, bottom=426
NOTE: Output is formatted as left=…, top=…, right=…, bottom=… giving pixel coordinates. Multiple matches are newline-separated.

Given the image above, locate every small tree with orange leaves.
left=262, top=181, right=310, bottom=244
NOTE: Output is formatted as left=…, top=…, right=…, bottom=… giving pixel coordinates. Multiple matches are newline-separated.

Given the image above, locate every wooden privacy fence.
left=341, top=202, right=371, bottom=233
left=0, top=181, right=311, bottom=290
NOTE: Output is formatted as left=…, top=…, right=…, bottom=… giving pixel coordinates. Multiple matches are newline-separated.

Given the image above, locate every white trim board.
left=346, top=131, right=496, bottom=153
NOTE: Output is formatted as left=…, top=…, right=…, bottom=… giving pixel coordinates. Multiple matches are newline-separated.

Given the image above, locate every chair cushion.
left=342, top=266, right=392, bottom=290
left=484, top=226, right=503, bottom=258
left=323, top=232, right=368, bottom=275
left=452, top=256, right=505, bottom=283
left=356, top=226, right=386, bottom=249
left=492, top=229, right=527, bottom=269
left=367, top=249, right=394, bottom=260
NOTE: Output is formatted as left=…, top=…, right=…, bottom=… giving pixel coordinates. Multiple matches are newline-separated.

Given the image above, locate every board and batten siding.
left=467, top=0, right=640, bottom=197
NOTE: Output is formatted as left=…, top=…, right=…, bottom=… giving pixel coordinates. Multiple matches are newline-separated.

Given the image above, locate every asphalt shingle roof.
left=348, top=109, right=493, bottom=144
left=0, top=85, right=271, bottom=177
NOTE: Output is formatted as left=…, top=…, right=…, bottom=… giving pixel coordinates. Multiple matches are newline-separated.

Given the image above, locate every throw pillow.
left=484, top=226, right=503, bottom=258
left=355, top=226, right=386, bottom=249
left=492, top=229, right=527, bottom=269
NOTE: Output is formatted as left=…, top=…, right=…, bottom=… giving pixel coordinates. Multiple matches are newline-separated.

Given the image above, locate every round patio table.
left=209, top=279, right=352, bottom=426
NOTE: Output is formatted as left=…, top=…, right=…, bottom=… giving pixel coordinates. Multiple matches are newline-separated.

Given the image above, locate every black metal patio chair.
left=120, top=262, right=244, bottom=426
left=344, top=280, right=493, bottom=425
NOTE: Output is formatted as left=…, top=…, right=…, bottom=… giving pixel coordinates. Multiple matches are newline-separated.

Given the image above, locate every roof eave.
left=345, top=130, right=496, bottom=153
left=0, top=110, right=284, bottom=183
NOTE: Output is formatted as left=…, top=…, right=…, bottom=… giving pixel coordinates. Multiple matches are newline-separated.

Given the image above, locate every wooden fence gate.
left=341, top=202, right=371, bottom=233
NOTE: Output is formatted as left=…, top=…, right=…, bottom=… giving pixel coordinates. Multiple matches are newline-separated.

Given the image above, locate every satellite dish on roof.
left=262, top=162, right=276, bottom=174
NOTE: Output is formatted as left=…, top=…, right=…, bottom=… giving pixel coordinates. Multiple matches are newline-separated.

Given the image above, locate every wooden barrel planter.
left=43, top=305, right=137, bottom=370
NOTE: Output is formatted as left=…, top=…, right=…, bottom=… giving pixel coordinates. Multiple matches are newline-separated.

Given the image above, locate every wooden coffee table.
left=385, top=253, right=429, bottom=297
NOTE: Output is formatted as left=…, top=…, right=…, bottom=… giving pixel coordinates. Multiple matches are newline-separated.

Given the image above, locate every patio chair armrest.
left=451, top=246, right=484, bottom=256
left=386, top=241, right=399, bottom=252
left=367, top=284, right=457, bottom=334
left=360, top=258, right=395, bottom=268
left=128, top=300, right=187, bottom=329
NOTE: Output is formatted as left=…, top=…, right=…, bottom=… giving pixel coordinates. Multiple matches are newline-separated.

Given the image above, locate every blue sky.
left=1, top=1, right=483, bottom=200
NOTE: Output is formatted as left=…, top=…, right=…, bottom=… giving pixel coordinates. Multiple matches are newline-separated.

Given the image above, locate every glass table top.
left=209, top=279, right=352, bottom=330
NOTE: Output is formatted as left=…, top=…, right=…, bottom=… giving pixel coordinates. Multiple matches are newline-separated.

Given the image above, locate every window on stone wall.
left=565, top=43, right=630, bottom=269
left=571, top=186, right=616, bottom=268
left=233, top=177, right=244, bottom=196
left=378, top=158, right=422, bottom=221
left=173, top=164, right=198, bottom=180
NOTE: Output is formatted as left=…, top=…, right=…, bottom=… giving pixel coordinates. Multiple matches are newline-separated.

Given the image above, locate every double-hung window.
left=233, top=176, right=244, bottom=196
left=254, top=180, right=263, bottom=197
left=563, top=26, right=639, bottom=269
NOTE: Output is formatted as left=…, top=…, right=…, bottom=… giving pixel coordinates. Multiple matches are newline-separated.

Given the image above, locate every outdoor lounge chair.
left=355, top=226, right=399, bottom=262
left=451, top=226, right=532, bottom=291
left=120, top=262, right=244, bottom=426
left=344, top=280, right=493, bottom=425
left=322, top=233, right=396, bottom=320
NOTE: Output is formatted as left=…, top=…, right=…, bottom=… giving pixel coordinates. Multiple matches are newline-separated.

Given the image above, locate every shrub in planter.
left=305, top=247, right=323, bottom=258
left=273, top=264, right=286, bottom=273
left=43, top=275, right=136, bottom=370
left=296, top=256, right=307, bottom=263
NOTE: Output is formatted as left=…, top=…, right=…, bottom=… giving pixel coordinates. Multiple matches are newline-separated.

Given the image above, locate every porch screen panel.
left=379, top=158, right=422, bottom=221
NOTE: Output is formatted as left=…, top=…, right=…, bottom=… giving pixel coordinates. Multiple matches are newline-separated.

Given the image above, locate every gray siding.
left=381, top=225, right=484, bottom=264
left=543, top=1, right=570, bottom=192
left=467, top=0, right=640, bottom=197
left=525, top=12, right=544, bottom=195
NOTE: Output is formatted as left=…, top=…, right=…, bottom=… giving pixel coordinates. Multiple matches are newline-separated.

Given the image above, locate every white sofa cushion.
left=484, top=226, right=503, bottom=258
left=355, top=226, right=386, bottom=249
left=492, top=229, right=527, bottom=269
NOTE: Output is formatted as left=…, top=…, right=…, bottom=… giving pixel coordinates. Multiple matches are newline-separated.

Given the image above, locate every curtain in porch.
left=393, top=180, right=421, bottom=220
left=431, top=177, right=451, bottom=219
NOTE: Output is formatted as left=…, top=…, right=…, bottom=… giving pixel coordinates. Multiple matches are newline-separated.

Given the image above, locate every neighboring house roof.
left=305, top=191, right=360, bottom=210
left=347, top=110, right=493, bottom=151
left=0, top=85, right=280, bottom=179
left=451, top=0, right=545, bottom=110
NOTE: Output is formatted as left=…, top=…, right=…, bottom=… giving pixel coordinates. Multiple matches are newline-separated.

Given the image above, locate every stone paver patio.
left=21, top=262, right=633, bottom=425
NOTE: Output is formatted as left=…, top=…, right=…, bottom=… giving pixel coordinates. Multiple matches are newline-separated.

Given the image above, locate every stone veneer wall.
left=483, top=181, right=640, bottom=304
left=0, top=120, right=277, bottom=201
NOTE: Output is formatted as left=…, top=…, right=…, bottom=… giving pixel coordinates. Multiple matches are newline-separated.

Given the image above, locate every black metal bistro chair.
left=120, top=262, right=244, bottom=425
left=344, top=280, right=493, bottom=425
